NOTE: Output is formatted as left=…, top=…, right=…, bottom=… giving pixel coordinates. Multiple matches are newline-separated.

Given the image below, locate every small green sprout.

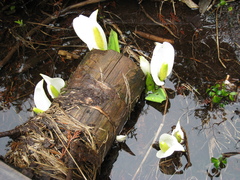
left=108, top=29, right=120, bottom=53
left=14, top=19, right=24, bottom=27
left=228, top=6, right=233, bottom=12
left=217, top=0, right=227, bottom=7
left=10, top=6, right=16, bottom=11
left=206, top=82, right=237, bottom=107
left=211, top=155, right=227, bottom=169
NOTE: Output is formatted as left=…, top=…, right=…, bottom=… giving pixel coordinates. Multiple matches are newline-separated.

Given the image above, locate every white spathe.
left=34, top=74, right=65, bottom=112
left=156, top=133, right=184, bottom=159
left=172, top=120, right=184, bottom=143
left=40, top=74, right=65, bottom=98
left=150, top=42, right=175, bottom=86
left=139, top=56, right=150, bottom=75
left=34, top=79, right=52, bottom=111
left=73, top=9, right=107, bottom=51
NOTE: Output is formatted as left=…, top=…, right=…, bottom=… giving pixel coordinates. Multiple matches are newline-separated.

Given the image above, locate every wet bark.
left=1, top=49, right=145, bottom=180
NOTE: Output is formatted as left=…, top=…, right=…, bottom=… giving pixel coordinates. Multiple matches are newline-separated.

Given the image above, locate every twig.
left=0, top=0, right=104, bottom=69
left=140, top=4, right=179, bottom=39
left=132, top=88, right=168, bottom=179
left=54, top=129, right=88, bottom=180
left=134, top=30, right=174, bottom=44
left=215, top=7, right=226, bottom=68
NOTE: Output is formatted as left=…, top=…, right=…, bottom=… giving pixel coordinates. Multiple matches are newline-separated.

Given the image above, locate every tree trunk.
left=2, top=50, right=145, bottom=180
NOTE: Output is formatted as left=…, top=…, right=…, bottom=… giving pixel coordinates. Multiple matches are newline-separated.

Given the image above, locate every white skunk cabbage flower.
left=116, top=135, right=127, bottom=142
left=172, top=120, right=184, bottom=143
left=33, top=79, right=52, bottom=113
left=40, top=74, right=65, bottom=98
left=73, top=9, right=107, bottom=51
left=150, top=42, right=175, bottom=86
left=156, top=133, right=184, bottom=159
left=33, top=74, right=65, bottom=113
left=139, top=56, right=150, bottom=75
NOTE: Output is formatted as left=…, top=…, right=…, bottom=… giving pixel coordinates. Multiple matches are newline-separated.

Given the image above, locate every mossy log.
left=0, top=50, right=145, bottom=180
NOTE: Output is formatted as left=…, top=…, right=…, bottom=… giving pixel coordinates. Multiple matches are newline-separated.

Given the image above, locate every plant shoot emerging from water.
left=206, top=81, right=237, bottom=107
left=172, top=120, right=184, bottom=143
left=211, top=155, right=227, bottom=170
left=140, top=42, right=175, bottom=103
left=156, top=133, right=185, bottom=159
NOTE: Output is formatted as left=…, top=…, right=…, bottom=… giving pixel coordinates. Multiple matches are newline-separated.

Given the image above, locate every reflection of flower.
left=73, top=9, right=107, bottom=51
left=33, top=74, right=65, bottom=113
left=172, top=120, right=184, bottom=143
left=150, top=42, right=174, bottom=86
left=156, top=133, right=184, bottom=159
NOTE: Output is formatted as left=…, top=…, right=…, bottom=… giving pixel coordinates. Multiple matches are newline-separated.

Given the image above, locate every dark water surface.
left=0, top=0, right=239, bottom=179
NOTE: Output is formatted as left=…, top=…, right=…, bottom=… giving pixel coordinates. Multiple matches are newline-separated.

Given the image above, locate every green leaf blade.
left=146, top=73, right=155, bottom=92
left=145, top=88, right=166, bottom=103
left=108, top=29, right=120, bottom=52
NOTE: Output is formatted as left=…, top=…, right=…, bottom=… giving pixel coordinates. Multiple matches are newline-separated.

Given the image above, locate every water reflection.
left=110, top=92, right=240, bottom=179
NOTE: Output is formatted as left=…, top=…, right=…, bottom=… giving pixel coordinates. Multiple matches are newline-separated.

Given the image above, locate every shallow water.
left=110, top=84, right=240, bottom=179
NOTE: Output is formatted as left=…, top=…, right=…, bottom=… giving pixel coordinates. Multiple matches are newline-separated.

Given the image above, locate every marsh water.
left=0, top=0, right=239, bottom=179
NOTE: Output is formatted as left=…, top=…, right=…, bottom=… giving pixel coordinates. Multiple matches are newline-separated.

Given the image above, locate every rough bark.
left=2, top=50, right=145, bottom=180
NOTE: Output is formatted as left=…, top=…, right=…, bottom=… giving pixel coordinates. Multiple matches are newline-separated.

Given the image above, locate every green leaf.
left=229, top=92, right=237, bottom=101
left=215, top=84, right=221, bottom=88
left=14, top=19, right=24, bottom=26
left=221, top=89, right=229, bottom=97
left=230, top=92, right=237, bottom=96
left=218, top=0, right=227, bottom=6
left=108, top=29, right=120, bottom=52
left=212, top=95, right=222, bottom=103
left=222, top=158, right=227, bottom=165
left=211, top=157, right=218, bottom=163
left=10, top=6, right=15, bottom=11
left=206, top=88, right=211, bottom=93
left=216, top=90, right=222, bottom=96
left=211, top=157, right=220, bottom=169
left=229, top=95, right=234, bottom=101
left=212, top=87, right=218, bottom=92
left=208, top=91, right=215, bottom=97
left=219, top=103, right=225, bottom=108
left=145, top=88, right=166, bottom=103
left=228, top=6, right=233, bottom=11
left=146, top=73, right=155, bottom=91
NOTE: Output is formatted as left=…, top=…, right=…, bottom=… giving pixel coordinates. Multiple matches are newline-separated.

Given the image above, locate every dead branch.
left=134, top=30, right=174, bottom=44
left=140, top=4, right=179, bottom=39
left=0, top=0, right=104, bottom=69
left=215, top=7, right=226, bottom=68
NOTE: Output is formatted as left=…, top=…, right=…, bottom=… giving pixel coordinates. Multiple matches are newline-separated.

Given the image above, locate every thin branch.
left=140, top=4, right=179, bottom=39
left=0, top=0, right=104, bottom=69
left=134, top=30, right=174, bottom=44
left=215, top=7, right=226, bottom=68
left=132, top=91, right=169, bottom=179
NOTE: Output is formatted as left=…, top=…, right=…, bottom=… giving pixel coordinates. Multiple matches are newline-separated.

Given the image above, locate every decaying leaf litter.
left=0, top=0, right=239, bottom=179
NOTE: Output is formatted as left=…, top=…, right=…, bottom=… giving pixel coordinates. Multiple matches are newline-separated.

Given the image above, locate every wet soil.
left=0, top=0, right=240, bottom=179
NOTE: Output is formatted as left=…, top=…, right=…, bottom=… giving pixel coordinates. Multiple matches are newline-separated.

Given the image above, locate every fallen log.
left=0, top=49, right=145, bottom=179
